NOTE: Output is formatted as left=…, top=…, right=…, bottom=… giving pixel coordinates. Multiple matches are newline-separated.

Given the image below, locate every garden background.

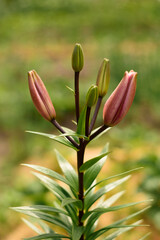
left=0, top=0, right=160, bottom=239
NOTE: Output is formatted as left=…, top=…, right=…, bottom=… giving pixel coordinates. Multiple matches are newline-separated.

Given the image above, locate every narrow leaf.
left=80, top=151, right=110, bottom=172
left=85, top=167, right=143, bottom=196
left=84, top=143, right=109, bottom=190
left=26, top=131, right=78, bottom=151
left=66, top=85, right=75, bottom=94
left=62, top=198, right=83, bottom=210
left=32, top=172, right=78, bottom=224
left=85, top=175, right=130, bottom=211
left=22, top=164, right=72, bottom=189
left=55, top=150, right=78, bottom=192
left=139, top=232, right=151, bottom=240
left=104, top=220, right=143, bottom=240
left=77, top=106, right=87, bottom=135
left=87, top=207, right=150, bottom=240
left=72, top=225, right=84, bottom=240
left=22, top=218, right=43, bottom=235
left=12, top=205, right=68, bottom=215
left=24, top=233, right=70, bottom=240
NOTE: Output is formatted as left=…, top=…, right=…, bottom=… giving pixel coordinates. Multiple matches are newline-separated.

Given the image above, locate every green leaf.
left=32, top=172, right=78, bottom=224
left=22, top=218, right=43, bottom=235
left=55, top=150, right=78, bottom=193
left=72, top=225, right=84, bottom=240
left=58, top=132, right=89, bottom=140
left=24, top=233, right=70, bottom=240
left=22, top=164, right=73, bottom=190
left=66, top=85, right=75, bottom=94
left=26, top=131, right=78, bottom=151
left=85, top=175, right=130, bottom=211
left=62, top=198, right=83, bottom=210
left=139, top=232, right=151, bottom=240
left=103, top=220, right=143, bottom=240
left=13, top=209, right=71, bottom=233
left=85, top=167, right=143, bottom=196
left=88, top=224, right=148, bottom=240
left=84, top=144, right=109, bottom=190
left=12, top=205, right=68, bottom=215
left=82, top=191, right=124, bottom=221
left=77, top=106, right=87, bottom=135
left=80, top=151, right=110, bottom=172
left=92, top=199, right=152, bottom=214
left=87, top=207, right=150, bottom=240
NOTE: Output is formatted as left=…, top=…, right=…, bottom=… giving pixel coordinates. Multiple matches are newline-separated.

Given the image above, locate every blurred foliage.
left=137, top=154, right=160, bottom=231
left=0, top=0, right=160, bottom=239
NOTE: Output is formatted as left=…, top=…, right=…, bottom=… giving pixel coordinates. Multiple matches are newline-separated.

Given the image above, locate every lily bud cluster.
left=28, top=43, right=137, bottom=130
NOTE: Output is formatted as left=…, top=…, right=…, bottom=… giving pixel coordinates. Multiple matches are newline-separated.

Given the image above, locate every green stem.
left=75, top=71, right=80, bottom=123
left=89, top=96, right=102, bottom=134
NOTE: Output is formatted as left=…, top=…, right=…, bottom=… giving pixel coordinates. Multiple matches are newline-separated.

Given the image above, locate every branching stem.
left=51, top=119, right=79, bottom=149
left=89, top=96, right=102, bottom=134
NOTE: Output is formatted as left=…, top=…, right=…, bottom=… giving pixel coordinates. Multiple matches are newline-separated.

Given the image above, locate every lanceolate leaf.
left=22, top=218, right=43, bottom=235
left=62, top=198, right=83, bottom=210
left=85, top=167, right=143, bottom=196
left=87, top=207, right=150, bottom=240
left=82, top=199, right=150, bottom=221
left=103, top=220, right=143, bottom=240
left=79, top=151, right=110, bottom=172
left=77, top=106, right=87, bottom=135
left=72, top=225, right=84, bottom=240
left=55, top=150, right=78, bottom=193
left=139, top=232, right=151, bottom=240
left=26, top=131, right=78, bottom=151
left=24, top=233, right=70, bottom=240
left=22, top=164, right=73, bottom=190
left=13, top=209, right=71, bottom=233
left=84, top=144, right=109, bottom=190
left=32, top=172, right=78, bottom=224
left=12, top=205, right=68, bottom=215
left=85, top=175, right=130, bottom=211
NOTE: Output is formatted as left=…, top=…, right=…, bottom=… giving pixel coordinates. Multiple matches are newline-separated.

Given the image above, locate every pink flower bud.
left=28, top=70, right=56, bottom=121
left=103, top=70, right=137, bottom=126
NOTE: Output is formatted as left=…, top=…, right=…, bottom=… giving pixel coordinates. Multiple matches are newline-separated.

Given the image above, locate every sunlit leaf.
left=72, top=225, right=84, bottom=240
left=62, top=198, right=83, bottom=210
left=85, top=175, right=130, bottom=211
left=55, top=150, right=78, bottom=193
left=80, top=151, right=110, bottom=172
left=84, top=144, right=109, bottom=190
left=26, top=131, right=78, bottom=151
left=24, top=233, right=70, bottom=240
left=77, top=106, right=87, bottom=135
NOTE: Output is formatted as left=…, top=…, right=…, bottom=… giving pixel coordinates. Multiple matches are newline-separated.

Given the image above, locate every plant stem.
left=89, top=96, right=102, bottom=134
left=51, top=119, right=79, bottom=149
left=85, top=107, right=91, bottom=137
left=89, top=124, right=107, bottom=141
left=77, top=139, right=86, bottom=240
left=75, top=71, right=80, bottom=123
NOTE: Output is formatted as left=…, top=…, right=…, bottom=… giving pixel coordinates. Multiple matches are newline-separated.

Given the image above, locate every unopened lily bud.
left=96, top=58, right=110, bottom=97
left=72, top=43, right=84, bottom=72
left=103, top=70, right=137, bottom=126
left=86, top=85, right=98, bottom=108
left=28, top=70, right=56, bottom=121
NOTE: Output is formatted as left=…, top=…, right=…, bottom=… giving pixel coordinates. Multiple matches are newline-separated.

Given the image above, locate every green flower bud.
left=72, top=43, right=84, bottom=72
left=86, top=85, right=98, bottom=108
left=96, top=58, right=110, bottom=97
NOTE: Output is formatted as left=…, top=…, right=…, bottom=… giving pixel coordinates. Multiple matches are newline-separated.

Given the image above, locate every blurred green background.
left=0, top=0, right=160, bottom=239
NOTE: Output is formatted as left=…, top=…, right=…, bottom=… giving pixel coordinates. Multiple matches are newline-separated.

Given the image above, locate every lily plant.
left=12, top=44, right=151, bottom=240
